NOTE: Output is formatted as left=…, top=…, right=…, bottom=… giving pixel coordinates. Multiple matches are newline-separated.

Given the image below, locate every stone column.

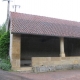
left=60, top=37, right=65, bottom=57
left=11, top=34, right=21, bottom=70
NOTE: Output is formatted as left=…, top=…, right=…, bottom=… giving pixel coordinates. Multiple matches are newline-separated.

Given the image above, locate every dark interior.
left=64, top=38, right=80, bottom=56
left=21, top=34, right=80, bottom=67
left=21, top=34, right=60, bottom=67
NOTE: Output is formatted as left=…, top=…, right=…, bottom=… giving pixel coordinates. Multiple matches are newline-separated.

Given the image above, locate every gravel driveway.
left=0, top=69, right=80, bottom=80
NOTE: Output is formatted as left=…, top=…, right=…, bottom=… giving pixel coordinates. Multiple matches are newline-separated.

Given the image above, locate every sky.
left=0, top=0, right=80, bottom=25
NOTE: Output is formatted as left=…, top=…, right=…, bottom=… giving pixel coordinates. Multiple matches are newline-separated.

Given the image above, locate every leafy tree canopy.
left=0, top=23, right=6, bottom=37
left=0, top=31, right=10, bottom=59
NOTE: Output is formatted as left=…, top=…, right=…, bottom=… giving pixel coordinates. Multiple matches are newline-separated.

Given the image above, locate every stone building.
left=9, top=12, right=80, bottom=72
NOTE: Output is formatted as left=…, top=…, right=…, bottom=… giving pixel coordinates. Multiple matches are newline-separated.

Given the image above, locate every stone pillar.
left=11, top=34, right=21, bottom=70
left=60, top=37, right=65, bottom=57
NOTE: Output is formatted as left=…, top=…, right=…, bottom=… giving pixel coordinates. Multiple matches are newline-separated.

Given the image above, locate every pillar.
left=11, top=34, right=21, bottom=70
left=60, top=37, right=65, bottom=57
left=9, top=32, right=13, bottom=62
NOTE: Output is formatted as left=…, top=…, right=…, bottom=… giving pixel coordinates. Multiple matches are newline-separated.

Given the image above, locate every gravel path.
left=0, top=69, right=80, bottom=80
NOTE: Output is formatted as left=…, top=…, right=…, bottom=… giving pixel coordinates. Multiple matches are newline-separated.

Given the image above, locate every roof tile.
left=10, top=12, right=80, bottom=38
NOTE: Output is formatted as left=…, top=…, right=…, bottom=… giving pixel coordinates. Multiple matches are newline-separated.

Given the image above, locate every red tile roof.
left=10, top=12, right=80, bottom=38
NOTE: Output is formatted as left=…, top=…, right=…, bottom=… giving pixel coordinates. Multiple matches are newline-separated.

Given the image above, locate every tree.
left=0, top=23, right=6, bottom=37
left=0, top=31, right=10, bottom=59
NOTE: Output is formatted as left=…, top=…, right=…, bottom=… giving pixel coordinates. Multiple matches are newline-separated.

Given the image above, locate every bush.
left=0, top=58, right=11, bottom=71
left=0, top=24, right=11, bottom=71
left=0, top=31, right=10, bottom=59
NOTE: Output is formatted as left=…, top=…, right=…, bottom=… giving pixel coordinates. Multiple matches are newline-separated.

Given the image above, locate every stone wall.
left=32, top=57, right=80, bottom=72
left=11, top=35, right=80, bottom=72
left=11, top=34, right=21, bottom=70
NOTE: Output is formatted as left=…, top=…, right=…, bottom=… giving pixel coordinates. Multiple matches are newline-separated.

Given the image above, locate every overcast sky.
left=0, top=0, right=80, bottom=25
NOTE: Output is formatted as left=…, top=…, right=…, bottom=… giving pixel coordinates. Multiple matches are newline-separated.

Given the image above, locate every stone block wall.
left=11, top=34, right=21, bottom=70
left=10, top=34, right=80, bottom=72
left=32, top=57, right=80, bottom=72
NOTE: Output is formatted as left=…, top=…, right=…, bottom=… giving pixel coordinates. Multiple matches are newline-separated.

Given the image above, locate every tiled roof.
left=10, top=12, right=80, bottom=38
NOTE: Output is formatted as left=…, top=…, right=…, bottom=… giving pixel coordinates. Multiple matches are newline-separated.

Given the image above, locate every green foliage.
left=0, top=23, right=6, bottom=37
left=0, top=23, right=11, bottom=71
left=0, top=58, right=11, bottom=71
left=0, top=31, right=10, bottom=59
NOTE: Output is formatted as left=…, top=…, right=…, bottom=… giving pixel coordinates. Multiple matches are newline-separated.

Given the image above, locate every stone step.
left=13, top=67, right=33, bottom=72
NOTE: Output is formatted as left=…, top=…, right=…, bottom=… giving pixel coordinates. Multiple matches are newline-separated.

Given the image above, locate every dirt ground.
left=1, top=69, right=80, bottom=80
